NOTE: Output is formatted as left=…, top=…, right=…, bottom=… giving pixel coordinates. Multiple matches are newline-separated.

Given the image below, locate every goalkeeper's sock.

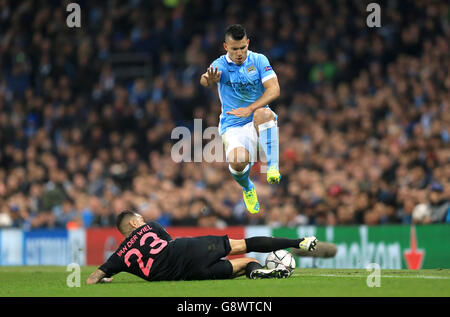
left=258, top=120, right=279, bottom=169
left=229, top=164, right=253, bottom=192
left=245, top=261, right=263, bottom=278
left=245, top=236, right=305, bottom=253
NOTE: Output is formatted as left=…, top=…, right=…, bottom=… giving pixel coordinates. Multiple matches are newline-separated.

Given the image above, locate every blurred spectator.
left=52, top=198, right=78, bottom=228
left=427, top=182, right=450, bottom=223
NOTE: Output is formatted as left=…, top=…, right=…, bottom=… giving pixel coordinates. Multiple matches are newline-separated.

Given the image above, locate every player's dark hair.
left=116, top=210, right=137, bottom=233
left=225, top=24, right=247, bottom=41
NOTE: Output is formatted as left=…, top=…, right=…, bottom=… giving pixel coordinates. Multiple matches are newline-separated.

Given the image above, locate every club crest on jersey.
left=247, top=65, right=256, bottom=74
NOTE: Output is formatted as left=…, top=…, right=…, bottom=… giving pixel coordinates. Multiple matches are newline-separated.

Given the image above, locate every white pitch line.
left=293, top=273, right=450, bottom=280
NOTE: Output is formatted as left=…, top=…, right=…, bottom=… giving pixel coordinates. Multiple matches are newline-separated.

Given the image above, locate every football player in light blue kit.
left=200, top=24, right=281, bottom=214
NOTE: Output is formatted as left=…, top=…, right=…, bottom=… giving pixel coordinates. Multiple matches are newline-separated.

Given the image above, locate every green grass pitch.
left=0, top=266, right=449, bottom=297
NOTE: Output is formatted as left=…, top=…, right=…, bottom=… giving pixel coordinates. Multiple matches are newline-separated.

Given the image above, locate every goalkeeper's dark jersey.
left=99, top=222, right=184, bottom=281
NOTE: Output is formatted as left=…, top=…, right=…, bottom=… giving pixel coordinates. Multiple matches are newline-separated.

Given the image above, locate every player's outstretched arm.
left=86, top=268, right=113, bottom=285
left=200, top=66, right=222, bottom=87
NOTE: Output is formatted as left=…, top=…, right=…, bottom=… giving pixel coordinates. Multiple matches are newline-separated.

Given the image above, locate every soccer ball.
left=265, top=249, right=296, bottom=272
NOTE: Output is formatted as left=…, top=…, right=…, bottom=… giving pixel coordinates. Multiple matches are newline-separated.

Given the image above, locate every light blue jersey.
left=210, top=51, right=277, bottom=135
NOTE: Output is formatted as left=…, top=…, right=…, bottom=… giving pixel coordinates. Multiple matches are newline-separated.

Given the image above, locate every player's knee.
left=228, top=148, right=250, bottom=170
left=229, top=161, right=248, bottom=172
left=253, top=108, right=274, bottom=124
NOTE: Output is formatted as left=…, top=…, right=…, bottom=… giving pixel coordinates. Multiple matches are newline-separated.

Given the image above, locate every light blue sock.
left=258, top=120, right=279, bottom=169
left=229, top=164, right=254, bottom=192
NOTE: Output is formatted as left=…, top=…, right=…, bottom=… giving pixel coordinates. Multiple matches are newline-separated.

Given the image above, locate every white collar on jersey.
left=225, top=50, right=252, bottom=65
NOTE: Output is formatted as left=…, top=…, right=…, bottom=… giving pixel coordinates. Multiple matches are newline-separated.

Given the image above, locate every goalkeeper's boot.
left=299, top=236, right=318, bottom=251
left=243, top=187, right=260, bottom=214
left=249, top=267, right=291, bottom=279
left=266, top=165, right=281, bottom=184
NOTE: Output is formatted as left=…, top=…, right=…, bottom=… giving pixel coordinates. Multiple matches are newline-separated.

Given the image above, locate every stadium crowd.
left=0, top=0, right=449, bottom=229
